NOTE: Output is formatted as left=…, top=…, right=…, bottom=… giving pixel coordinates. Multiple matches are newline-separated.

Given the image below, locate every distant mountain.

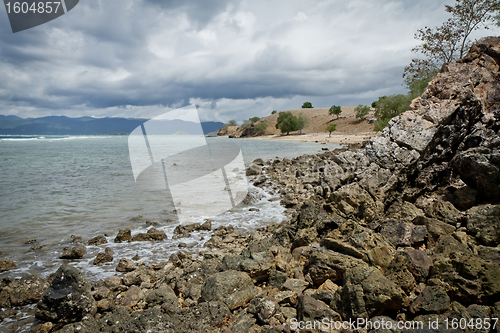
left=0, top=115, right=224, bottom=136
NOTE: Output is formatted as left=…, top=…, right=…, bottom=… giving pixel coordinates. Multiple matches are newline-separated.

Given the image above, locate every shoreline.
left=217, top=131, right=380, bottom=145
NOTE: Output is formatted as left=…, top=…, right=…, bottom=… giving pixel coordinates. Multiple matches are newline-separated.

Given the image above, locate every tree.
left=249, top=116, right=260, bottom=124
left=241, top=119, right=252, bottom=130
left=302, top=102, right=313, bottom=108
left=404, top=0, right=500, bottom=84
left=271, top=110, right=277, bottom=115
left=254, top=122, right=268, bottom=133
left=227, top=120, right=237, bottom=126
left=326, top=124, right=337, bottom=137
left=355, top=105, right=370, bottom=119
left=372, top=94, right=413, bottom=131
left=329, top=105, right=342, bottom=119
left=275, top=112, right=298, bottom=135
left=297, top=113, right=309, bottom=135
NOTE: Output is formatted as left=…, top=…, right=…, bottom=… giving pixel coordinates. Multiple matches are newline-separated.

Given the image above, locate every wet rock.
left=174, top=223, right=201, bottom=235
left=466, top=204, right=500, bottom=246
left=115, top=258, right=136, bottom=272
left=246, top=164, right=262, bottom=176
left=59, top=244, right=87, bottom=260
left=87, top=235, right=107, bottom=246
left=30, top=322, right=53, bottom=333
left=0, top=274, right=49, bottom=308
left=297, top=295, right=341, bottom=323
left=70, top=235, right=83, bottom=243
left=200, top=270, right=258, bottom=310
left=200, top=220, right=212, bottom=230
left=114, top=228, right=131, bottom=243
left=410, top=286, right=450, bottom=314
left=93, top=247, right=114, bottom=265
left=0, top=259, right=16, bottom=273
left=130, top=227, right=168, bottom=242
left=35, top=264, right=96, bottom=324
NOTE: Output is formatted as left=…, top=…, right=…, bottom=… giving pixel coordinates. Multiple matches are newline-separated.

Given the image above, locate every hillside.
left=218, top=106, right=379, bottom=139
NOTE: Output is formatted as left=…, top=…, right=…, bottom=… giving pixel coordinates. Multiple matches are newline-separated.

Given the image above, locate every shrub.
left=329, top=105, right=342, bottom=119
left=275, top=112, right=298, bottom=135
left=249, top=116, right=260, bottom=124
left=325, top=123, right=337, bottom=137
left=302, top=102, right=313, bottom=108
left=254, top=122, right=268, bottom=133
left=297, top=113, right=309, bottom=135
left=372, top=94, right=412, bottom=131
left=271, top=110, right=277, bottom=115
left=227, top=120, right=237, bottom=126
left=355, top=105, right=370, bottom=119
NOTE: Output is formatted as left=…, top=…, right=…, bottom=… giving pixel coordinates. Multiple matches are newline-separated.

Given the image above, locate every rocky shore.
left=1, top=37, right=500, bottom=333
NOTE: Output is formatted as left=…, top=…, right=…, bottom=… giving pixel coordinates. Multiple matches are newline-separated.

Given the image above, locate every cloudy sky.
left=0, top=0, right=499, bottom=123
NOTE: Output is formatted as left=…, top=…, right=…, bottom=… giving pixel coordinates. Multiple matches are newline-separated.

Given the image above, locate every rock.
left=200, top=220, right=212, bottom=231
left=174, top=223, right=201, bottom=235
left=425, top=200, right=463, bottom=226
left=366, top=246, right=393, bottom=272
left=405, top=248, right=433, bottom=282
left=453, top=186, right=478, bottom=210
left=292, top=227, right=318, bottom=248
left=92, top=286, right=110, bottom=301
left=254, top=296, right=280, bottom=324
left=466, top=204, right=500, bottom=246
left=59, top=244, right=87, bottom=259
left=253, top=158, right=265, bottom=166
left=379, top=220, right=426, bottom=247
left=116, top=258, right=136, bottom=272
left=297, top=295, right=341, bottom=323
left=87, top=235, right=107, bottom=246
left=268, top=270, right=288, bottom=289
left=318, top=279, right=339, bottom=293
left=30, top=322, right=53, bottom=333
left=0, top=259, right=16, bottom=272
left=0, top=274, right=49, bottom=308
left=410, top=286, right=450, bottom=314
left=70, top=235, right=83, bottom=243
left=121, top=285, right=144, bottom=307
left=307, top=249, right=368, bottom=285
left=246, top=164, right=262, bottom=176
left=104, top=276, right=123, bottom=289
left=321, top=238, right=365, bottom=259
left=122, top=270, right=150, bottom=287
left=282, top=278, right=309, bottom=295
left=114, top=228, right=131, bottom=243
left=35, top=264, right=96, bottom=324
left=200, top=270, right=258, bottom=310
left=145, top=285, right=179, bottom=309
left=221, top=249, right=275, bottom=282
left=130, top=228, right=168, bottom=242
left=415, top=216, right=456, bottom=247
left=385, top=252, right=416, bottom=293
left=93, top=247, right=114, bottom=265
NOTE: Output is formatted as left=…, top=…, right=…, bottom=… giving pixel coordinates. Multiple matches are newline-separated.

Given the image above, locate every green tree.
left=275, top=112, right=298, bottom=135
left=254, top=122, right=268, bottom=133
left=297, top=113, right=309, bottom=135
left=271, top=110, right=277, bottom=115
left=302, top=101, right=313, bottom=108
left=329, top=105, right=342, bottom=119
left=404, top=0, right=500, bottom=85
left=372, top=94, right=413, bottom=131
left=227, top=120, right=237, bottom=126
left=355, top=105, right=370, bottom=119
left=325, top=124, right=337, bottom=137
left=249, top=116, right=260, bottom=124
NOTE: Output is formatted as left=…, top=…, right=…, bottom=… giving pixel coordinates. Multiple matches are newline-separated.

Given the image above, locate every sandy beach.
left=219, top=131, right=380, bottom=145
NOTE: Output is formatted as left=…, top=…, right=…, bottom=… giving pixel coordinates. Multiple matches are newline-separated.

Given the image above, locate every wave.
left=0, top=135, right=112, bottom=142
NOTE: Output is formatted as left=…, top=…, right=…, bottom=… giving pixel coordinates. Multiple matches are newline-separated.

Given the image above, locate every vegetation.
left=302, top=102, right=313, bottom=108
left=372, top=94, right=413, bottom=131
left=355, top=105, right=370, bottom=119
left=325, top=123, right=337, bottom=137
left=275, top=112, right=298, bottom=135
left=329, top=105, right=342, bottom=119
left=271, top=110, right=277, bottom=115
left=249, top=116, right=261, bottom=124
left=254, top=122, right=268, bottom=133
left=404, top=0, right=500, bottom=85
left=227, top=120, right=237, bottom=126
left=297, top=113, right=309, bottom=135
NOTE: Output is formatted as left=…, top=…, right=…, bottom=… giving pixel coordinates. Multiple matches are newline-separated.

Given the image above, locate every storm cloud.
left=0, top=0, right=498, bottom=122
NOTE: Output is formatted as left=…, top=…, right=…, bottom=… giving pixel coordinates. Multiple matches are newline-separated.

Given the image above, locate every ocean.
left=0, top=135, right=341, bottom=281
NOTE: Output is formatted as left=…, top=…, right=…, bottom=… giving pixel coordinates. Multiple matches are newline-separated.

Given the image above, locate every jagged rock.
left=379, top=220, right=426, bottom=247
left=87, top=235, right=107, bottom=246
left=59, top=244, right=87, bottom=260
left=268, top=270, right=288, bottom=288
left=116, top=258, right=136, bottom=272
left=297, top=295, right=341, bottom=323
left=246, top=164, right=262, bottom=176
left=35, top=264, right=96, bottom=324
left=104, top=276, right=123, bottom=289
left=425, top=200, right=463, bottom=226
left=253, top=296, right=280, bottom=324
left=307, top=249, right=367, bottom=285
left=121, top=285, right=144, bottom=307
left=405, top=248, right=433, bottom=282
left=114, top=228, right=131, bottom=243
left=0, top=259, right=16, bottom=273
left=93, top=247, right=114, bottom=265
left=466, top=204, right=500, bottom=246
left=221, top=249, right=274, bottom=282
left=0, top=274, right=49, bottom=308
left=453, top=186, right=478, bottom=210
left=321, top=238, right=365, bottom=259
left=410, top=286, right=450, bottom=314
left=414, top=216, right=456, bottom=247
left=130, top=228, right=167, bottom=242
left=385, top=252, right=416, bottom=293
left=282, top=279, right=309, bottom=295
left=200, top=270, right=258, bottom=310
left=145, top=285, right=179, bottom=309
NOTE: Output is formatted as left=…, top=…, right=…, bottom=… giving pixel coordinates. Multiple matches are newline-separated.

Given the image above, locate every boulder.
left=130, top=228, right=167, bottom=242
left=379, top=220, right=426, bottom=247
left=307, top=249, right=367, bottom=286
left=0, top=274, right=49, bottom=308
left=145, top=285, right=179, bottom=310
left=466, top=204, right=500, bottom=246
left=59, top=244, right=87, bottom=260
left=282, top=278, right=309, bottom=295
left=93, top=247, right=114, bottom=265
left=297, top=295, right=341, bottom=322
left=410, top=286, right=450, bottom=314
left=35, top=264, right=96, bottom=324
left=87, top=235, right=107, bottom=246
left=246, top=164, right=262, bottom=176
left=116, top=258, right=136, bottom=272
left=114, top=228, right=131, bottom=243
left=200, top=270, right=258, bottom=310
left=268, top=270, right=288, bottom=288
left=121, top=285, right=144, bottom=307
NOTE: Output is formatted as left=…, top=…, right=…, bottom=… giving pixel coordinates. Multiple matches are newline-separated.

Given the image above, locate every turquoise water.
left=0, top=135, right=341, bottom=280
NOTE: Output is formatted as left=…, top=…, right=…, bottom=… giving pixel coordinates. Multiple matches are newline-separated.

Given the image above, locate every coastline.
left=218, top=131, right=380, bottom=145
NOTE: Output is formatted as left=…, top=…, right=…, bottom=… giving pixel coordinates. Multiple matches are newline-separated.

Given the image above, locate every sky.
left=1, top=0, right=499, bottom=123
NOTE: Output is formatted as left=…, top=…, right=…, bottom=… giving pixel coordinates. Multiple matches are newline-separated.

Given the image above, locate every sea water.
left=0, top=135, right=341, bottom=281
